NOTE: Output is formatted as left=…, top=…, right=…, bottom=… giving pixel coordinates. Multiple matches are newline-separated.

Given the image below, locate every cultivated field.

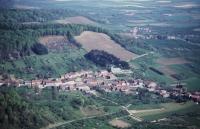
left=133, top=102, right=196, bottom=120
left=54, top=16, right=96, bottom=25
left=75, top=31, right=138, bottom=61
left=109, top=119, right=131, bottom=128
left=159, top=66, right=176, bottom=75
left=157, top=58, right=191, bottom=65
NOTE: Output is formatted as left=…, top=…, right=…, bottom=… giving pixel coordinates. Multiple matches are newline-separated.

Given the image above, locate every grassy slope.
left=0, top=48, right=97, bottom=79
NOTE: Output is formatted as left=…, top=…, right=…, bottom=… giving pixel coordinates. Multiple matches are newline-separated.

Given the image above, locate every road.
left=40, top=112, right=121, bottom=129
left=41, top=95, right=143, bottom=129
left=96, top=95, right=143, bottom=122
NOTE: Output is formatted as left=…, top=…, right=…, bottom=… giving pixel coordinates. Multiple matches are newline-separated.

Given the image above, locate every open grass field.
left=54, top=16, right=96, bottom=25
left=75, top=31, right=138, bottom=61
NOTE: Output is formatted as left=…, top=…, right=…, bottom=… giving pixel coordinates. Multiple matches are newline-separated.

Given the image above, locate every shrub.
left=31, top=43, right=48, bottom=55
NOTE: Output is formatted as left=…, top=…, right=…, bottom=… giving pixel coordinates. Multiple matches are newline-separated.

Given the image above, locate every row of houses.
left=1, top=69, right=200, bottom=103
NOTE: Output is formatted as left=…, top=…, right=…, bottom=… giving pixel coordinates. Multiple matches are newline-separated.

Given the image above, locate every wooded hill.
left=0, top=9, right=147, bottom=60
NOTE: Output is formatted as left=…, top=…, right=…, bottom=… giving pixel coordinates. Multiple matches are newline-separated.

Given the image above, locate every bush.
left=84, top=50, right=130, bottom=69
left=31, top=43, right=48, bottom=55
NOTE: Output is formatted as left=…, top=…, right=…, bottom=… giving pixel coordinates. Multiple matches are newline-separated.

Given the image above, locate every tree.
left=31, top=43, right=48, bottom=55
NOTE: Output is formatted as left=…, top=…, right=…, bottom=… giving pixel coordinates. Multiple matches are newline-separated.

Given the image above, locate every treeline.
left=0, top=87, right=51, bottom=129
left=0, top=86, right=100, bottom=129
left=0, top=9, right=141, bottom=61
left=0, top=23, right=107, bottom=60
left=85, top=50, right=130, bottom=69
left=0, top=9, right=77, bottom=23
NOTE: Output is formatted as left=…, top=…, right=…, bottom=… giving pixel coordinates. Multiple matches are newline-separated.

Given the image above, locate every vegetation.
left=85, top=50, right=130, bottom=69
left=0, top=87, right=51, bottom=129
left=0, top=86, right=106, bottom=129
left=31, top=43, right=48, bottom=55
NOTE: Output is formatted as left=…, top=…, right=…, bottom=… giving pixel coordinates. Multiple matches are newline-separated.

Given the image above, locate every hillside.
left=0, top=9, right=143, bottom=80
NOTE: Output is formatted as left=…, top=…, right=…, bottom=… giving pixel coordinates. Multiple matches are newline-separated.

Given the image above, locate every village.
left=0, top=67, right=200, bottom=104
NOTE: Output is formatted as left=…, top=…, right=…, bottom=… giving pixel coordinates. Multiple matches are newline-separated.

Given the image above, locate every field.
left=109, top=119, right=131, bottom=128
left=39, top=36, right=68, bottom=45
left=131, top=102, right=199, bottom=120
left=157, top=58, right=191, bottom=66
left=54, top=16, right=96, bottom=25
left=39, top=35, right=70, bottom=52
left=75, top=31, right=138, bottom=61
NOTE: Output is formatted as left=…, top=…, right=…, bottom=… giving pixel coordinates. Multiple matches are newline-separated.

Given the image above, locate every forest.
left=85, top=50, right=130, bottom=69
left=0, top=9, right=148, bottom=61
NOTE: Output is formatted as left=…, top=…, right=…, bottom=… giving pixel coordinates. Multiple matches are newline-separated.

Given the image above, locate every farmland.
left=131, top=102, right=197, bottom=120
left=109, top=119, right=131, bottom=128
left=157, top=58, right=191, bottom=66
left=75, top=31, right=138, bottom=61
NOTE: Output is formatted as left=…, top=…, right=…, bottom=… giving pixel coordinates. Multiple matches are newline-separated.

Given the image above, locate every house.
left=0, top=80, right=5, bottom=86
left=24, top=81, right=32, bottom=87
left=85, top=90, right=97, bottom=96
left=32, top=80, right=43, bottom=88
left=43, top=80, right=55, bottom=87
left=147, top=82, right=157, bottom=92
left=190, top=95, right=200, bottom=102
left=111, top=66, right=132, bottom=75
left=76, top=85, right=90, bottom=92
left=160, top=90, right=170, bottom=98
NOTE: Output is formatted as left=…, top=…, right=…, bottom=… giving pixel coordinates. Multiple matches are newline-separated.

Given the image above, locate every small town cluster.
left=0, top=67, right=200, bottom=103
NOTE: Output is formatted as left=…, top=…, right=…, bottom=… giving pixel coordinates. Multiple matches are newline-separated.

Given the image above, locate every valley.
left=0, top=0, right=200, bottom=129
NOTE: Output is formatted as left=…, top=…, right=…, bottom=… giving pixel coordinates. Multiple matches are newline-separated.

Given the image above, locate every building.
left=111, top=66, right=132, bottom=75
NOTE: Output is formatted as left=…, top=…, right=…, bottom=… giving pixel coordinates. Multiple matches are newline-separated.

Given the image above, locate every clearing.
left=54, top=16, right=96, bottom=25
left=75, top=31, right=138, bottom=61
left=38, top=35, right=70, bottom=52
left=109, top=119, right=131, bottom=128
